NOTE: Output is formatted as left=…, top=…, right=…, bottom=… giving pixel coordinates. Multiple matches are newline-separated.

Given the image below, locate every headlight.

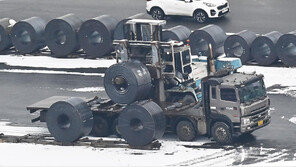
left=268, top=109, right=271, bottom=116
left=203, top=2, right=216, bottom=7
left=241, top=118, right=251, bottom=125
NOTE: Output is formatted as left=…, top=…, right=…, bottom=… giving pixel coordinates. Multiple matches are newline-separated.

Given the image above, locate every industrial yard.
left=0, top=0, right=296, bottom=166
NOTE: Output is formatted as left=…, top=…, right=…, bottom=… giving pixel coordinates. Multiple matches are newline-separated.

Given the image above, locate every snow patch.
left=0, top=122, right=48, bottom=136
left=0, top=55, right=116, bottom=69
left=267, top=86, right=296, bottom=97
left=289, top=117, right=296, bottom=124
left=72, top=87, right=105, bottom=92
left=239, top=66, right=296, bottom=88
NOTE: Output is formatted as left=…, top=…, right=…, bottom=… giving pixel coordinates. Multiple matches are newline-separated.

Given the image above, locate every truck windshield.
left=239, top=79, right=266, bottom=103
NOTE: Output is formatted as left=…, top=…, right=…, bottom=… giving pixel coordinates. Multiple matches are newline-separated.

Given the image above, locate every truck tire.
left=11, top=17, right=46, bottom=54
left=46, top=97, right=94, bottom=143
left=45, top=14, right=83, bottom=57
left=194, top=10, right=208, bottom=23
left=90, top=115, right=110, bottom=137
left=224, top=30, right=257, bottom=64
left=211, top=122, right=232, bottom=145
left=176, top=120, right=196, bottom=141
left=189, top=25, right=226, bottom=58
left=111, top=118, right=121, bottom=137
left=118, top=100, right=166, bottom=147
left=0, top=18, right=13, bottom=51
left=251, top=31, right=282, bottom=66
left=78, top=15, right=119, bottom=58
left=104, top=61, right=152, bottom=104
left=151, top=8, right=165, bottom=20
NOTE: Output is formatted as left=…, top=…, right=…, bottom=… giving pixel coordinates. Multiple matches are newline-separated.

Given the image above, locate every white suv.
left=146, top=0, right=230, bottom=23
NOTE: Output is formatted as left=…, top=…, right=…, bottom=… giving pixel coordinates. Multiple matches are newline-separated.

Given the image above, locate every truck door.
left=215, top=87, right=240, bottom=123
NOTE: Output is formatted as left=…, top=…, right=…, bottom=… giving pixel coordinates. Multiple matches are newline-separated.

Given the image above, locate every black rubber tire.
left=251, top=31, right=282, bottom=66
left=90, top=115, right=110, bottom=137
left=45, top=14, right=83, bottom=57
left=118, top=100, right=166, bottom=147
left=111, top=118, right=121, bottom=137
left=194, top=10, right=208, bottom=23
left=46, top=97, right=94, bottom=143
left=151, top=8, right=165, bottom=20
left=211, top=122, right=232, bottom=145
left=176, top=120, right=196, bottom=141
left=104, top=61, right=152, bottom=104
left=224, top=30, right=257, bottom=64
left=189, top=25, right=226, bottom=58
left=0, top=18, right=13, bottom=51
left=11, top=17, right=46, bottom=54
left=162, top=25, right=191, bottom=43
left=275, top=31, right=296, bottom=67
left=78, top=15, right=119, bottom=58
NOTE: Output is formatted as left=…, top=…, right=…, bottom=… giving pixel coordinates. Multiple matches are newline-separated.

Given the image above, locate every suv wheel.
left=211, top=122, right=232, bottom=144
left=194, top=10, right=208, bottom=23
left=151, top=8, right=165, bottom=20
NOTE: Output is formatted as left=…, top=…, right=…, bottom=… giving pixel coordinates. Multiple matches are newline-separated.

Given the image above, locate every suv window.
left=220, top=88, right=237, bottom=102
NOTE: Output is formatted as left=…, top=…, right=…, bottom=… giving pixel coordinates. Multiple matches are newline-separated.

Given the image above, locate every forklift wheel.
left=90, top=115, right=110, bottom=137
left=211, top=122, right=232, bottom=145
left=176, top=120, right=196, bottom=141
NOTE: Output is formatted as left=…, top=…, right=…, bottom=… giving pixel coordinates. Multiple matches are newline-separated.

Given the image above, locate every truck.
left=27, top=19, right=270, bottom=147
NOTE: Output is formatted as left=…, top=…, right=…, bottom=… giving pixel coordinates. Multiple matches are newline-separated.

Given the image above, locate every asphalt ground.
left=0, top=0, right=296, bottom=164
left=0, top=0, right=295, bottom=33
left=1, top=71, right=296, bottom=164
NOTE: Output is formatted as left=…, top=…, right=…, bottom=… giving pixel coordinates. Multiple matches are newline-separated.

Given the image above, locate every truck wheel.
left=90, top=115, right=109, bottom=137
left=46, top=98, right=94, bottom=143
left=194, top=10, right=208, bottom=23
left=176, top=121, right=196, bottom=141
left=118, top=100, right=166, bottom=147
left=151, top=8, right=165, bottom=20
left=211, top=122, right=232, bottom=145
left=111, top=118, right=121, bottom=137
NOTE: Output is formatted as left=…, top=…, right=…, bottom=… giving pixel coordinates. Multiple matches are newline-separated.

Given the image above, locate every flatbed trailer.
left=27, top=95, right=206, bottom=137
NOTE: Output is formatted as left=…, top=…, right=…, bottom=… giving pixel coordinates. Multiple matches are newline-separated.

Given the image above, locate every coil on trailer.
left=189, top=24, right=226, bottom=58
left=104, top=60, right=152, bottom=104
left=45, top=14, right=83, bottom=57
left=118, top=100, right=166, bottom=147
left=224, top=30, right=257, bottom=64
left=46, top=97, right=94, bottom=143
left=11, top=17, right=46, bottom=54
left=78, top=15, right=119, bottom=58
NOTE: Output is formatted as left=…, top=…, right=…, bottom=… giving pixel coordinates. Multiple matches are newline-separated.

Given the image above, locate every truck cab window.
left=220, top=88, right=237, bottom=102
left=211, top=87, right=216, bottom=99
